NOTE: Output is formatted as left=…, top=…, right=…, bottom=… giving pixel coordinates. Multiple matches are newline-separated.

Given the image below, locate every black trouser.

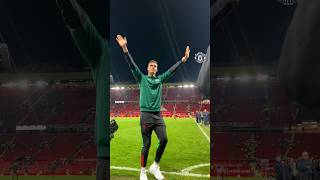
left=140, top=111, right=168, bottom=167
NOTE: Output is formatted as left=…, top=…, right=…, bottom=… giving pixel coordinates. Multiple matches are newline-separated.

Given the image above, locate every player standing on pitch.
left=56, top=0, right=109, bottom=179
left=116, top=35, right=190, bottom=180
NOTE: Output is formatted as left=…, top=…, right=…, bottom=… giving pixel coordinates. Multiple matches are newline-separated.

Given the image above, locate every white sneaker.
left=140, top=168, right=148, bottom=180
left=149, top=162, right=164, bottom=180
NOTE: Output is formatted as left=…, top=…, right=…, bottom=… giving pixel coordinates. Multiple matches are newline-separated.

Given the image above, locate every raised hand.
left=116, top=35, right=129, bottom=53
left=182, top=46, right=190, bottom=63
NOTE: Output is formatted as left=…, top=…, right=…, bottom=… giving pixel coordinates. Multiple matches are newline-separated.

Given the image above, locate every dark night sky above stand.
left=110, top=0, right=209, bottom=83
left=213, top=0, right=296, bottom=66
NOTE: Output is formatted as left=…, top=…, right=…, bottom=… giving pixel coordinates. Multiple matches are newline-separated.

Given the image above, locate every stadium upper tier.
left=110, top=85, right=208, bottom=117
left=0, top=82, right=208, bottom=130
left=213, top=80, right=297, bottom=127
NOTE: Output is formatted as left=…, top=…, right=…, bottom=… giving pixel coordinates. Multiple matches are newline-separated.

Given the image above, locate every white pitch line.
left=111, top=166, right=210, bottom=178
left=195, top=120, right=210, bottom=142
left=111, top=166, right=140, bottom=172
left=181, top=163, right=210, bottom=173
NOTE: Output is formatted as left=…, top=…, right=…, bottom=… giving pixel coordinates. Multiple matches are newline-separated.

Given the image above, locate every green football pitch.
left=110, top=117, right=210, bottom=179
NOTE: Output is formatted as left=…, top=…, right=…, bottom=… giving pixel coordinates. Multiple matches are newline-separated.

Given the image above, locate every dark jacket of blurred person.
left=282, top=160, right=292, bottom=180
left=275, top=157, right=284, bottom=180
left=289, top=158, right=299, bottom=180
left=313, top=159, right=320, bottom=180
left=203, top=109, right=210, bottom=125
left=196, top=111, right=200, bottom=123
left=297, top=155, right=312, bottom=180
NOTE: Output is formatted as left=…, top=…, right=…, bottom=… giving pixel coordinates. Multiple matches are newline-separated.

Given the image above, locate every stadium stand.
left=212, top=78, right=320, bottom=178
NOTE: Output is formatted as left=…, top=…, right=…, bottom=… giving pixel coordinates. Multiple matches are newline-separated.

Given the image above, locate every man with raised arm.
left=116, top=34, right=190, bottom=180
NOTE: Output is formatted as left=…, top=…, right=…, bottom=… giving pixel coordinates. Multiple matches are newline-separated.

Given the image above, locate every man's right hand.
left=116, top=35, right=128, bottom=53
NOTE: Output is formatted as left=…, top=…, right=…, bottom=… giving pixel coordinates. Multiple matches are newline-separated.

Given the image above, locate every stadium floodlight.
left=255, top=74, right=268, bottom=81
left=35, top=81, right=47, bottom=87
left=224, top=76, right=231, bottom=81
left=235, top=74, right=251, bottom=82
left=1, top=82, right=14, bottom=87
left=18, top=81, right=28, bottom=88
left=121, top=87, right=125, bottom=90
left=183, top=84, right=189, bottom=88
left=189, top=84, right=195, bottom=88
left=115, top=86, right=120, bottom=90
left=216, top=76, right=231, bottom=81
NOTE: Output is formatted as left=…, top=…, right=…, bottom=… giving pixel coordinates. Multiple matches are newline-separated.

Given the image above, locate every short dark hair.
left=148, top=60, right=158, bottom=65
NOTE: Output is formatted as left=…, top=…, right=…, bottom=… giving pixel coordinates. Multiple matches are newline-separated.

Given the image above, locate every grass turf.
left=110, top=117, right=210, bottom=179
